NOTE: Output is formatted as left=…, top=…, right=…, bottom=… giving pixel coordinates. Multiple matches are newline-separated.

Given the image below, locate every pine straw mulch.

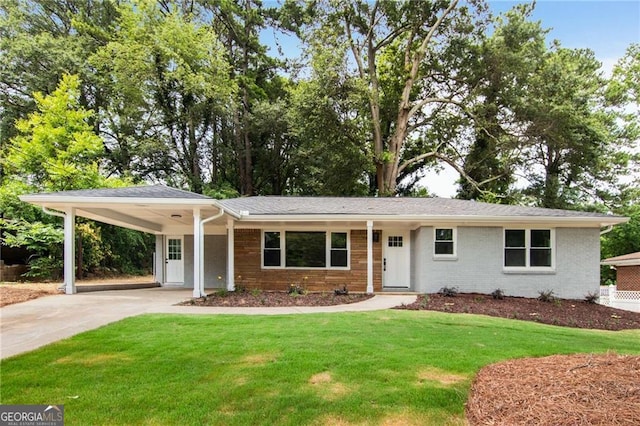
left=0, top=283, right=62, bottom=307
left=181, top=289, right=374, bottom=307
left=395, top=292, right=640, bottom=331
left=466, top=353, right=640, bottom=425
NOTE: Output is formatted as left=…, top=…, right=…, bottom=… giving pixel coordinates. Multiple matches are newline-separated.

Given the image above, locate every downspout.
left=600, top=225, right=614, bottom=235
left=202, top=208, right=225, bottom=225
left=194, top=208, right=226, bottom=297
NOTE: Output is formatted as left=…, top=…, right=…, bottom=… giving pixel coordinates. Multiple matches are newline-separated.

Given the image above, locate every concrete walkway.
left=1, top=288, right=416, bottom=359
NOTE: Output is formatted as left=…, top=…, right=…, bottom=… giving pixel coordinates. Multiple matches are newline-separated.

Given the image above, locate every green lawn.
left=1, top=311, right=639, bottom=425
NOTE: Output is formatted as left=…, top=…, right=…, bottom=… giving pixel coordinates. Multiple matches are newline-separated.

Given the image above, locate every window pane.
left=330, top=250, right=348, bottom=267
left=331, top=232, right=347, bottom=249
left=505, top=230, right=525, bottom=247
left=388, top=236, right=403, bottom=247
left=531, top=230, right=551, bottom=248
left=286, top=231, right=326, bottom=268
left=435, top=228, right=453, bottom=241
left=435, top=241, right=454, bottom=255
left=264, top=249, right=281, bottom=267
left=168, top=239, right=181, bottom=260
left=264, top=232, right=280, bottom=248
left=530, top=248, right=552, bottom=267
left=505, top=248, right=526, bottom=266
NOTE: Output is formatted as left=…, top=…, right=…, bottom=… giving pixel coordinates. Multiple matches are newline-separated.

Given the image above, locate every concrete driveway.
left=1, top=288, right=416, bottom=359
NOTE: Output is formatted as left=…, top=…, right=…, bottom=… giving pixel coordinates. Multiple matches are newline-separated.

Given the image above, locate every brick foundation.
left=234, top=229, right=383, bottom=292
left=617, top=265, right=640, bottom=291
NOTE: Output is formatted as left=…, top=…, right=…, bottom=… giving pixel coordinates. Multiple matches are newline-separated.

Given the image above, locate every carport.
left=20, top=185, right=237, bottom=298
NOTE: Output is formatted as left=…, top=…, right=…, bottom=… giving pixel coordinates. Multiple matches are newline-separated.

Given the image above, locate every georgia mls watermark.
left=0, top=405, right=64, bottom=426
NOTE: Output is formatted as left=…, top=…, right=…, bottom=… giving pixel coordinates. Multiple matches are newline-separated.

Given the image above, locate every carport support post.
left=64, top=208, right=76, bottom=294
left=366, top=220, right=374, bottom=294
left=226, top=218, right=235, bottom=291
left=193, top=207, right=205, bottom=298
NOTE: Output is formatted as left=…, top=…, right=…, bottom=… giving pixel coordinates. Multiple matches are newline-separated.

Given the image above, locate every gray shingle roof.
left=219, top=196, right=617, bottom=218
left=30, top=185, right=212, bottom=200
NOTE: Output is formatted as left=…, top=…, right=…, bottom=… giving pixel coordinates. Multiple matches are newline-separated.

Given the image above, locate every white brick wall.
left=412, top=226, right=600, bottom=299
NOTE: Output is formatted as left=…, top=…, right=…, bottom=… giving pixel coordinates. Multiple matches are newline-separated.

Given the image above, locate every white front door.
left=165, top=236, right=184, bottom=284
left=383, top=230, right=410, bottom=289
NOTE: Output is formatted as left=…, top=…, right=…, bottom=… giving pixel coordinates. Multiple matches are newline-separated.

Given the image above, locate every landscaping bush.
left=538, top=289, right=556, bottom=303
left=438, top=286, right=459, bottom=297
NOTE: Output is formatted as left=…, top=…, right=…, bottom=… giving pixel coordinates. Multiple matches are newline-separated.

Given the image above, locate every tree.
left=0, top=0, right=119, bottom=149
left=517, top=46, right=628, bottom=209
left=90, top=0, right=235, bottom=193
left=304, top=0, right=493, bottom=195
left=287, top=37, right=372, bottom=195
left=0, top=74, right=151, bottom=279
left=3, top=74, right=107, bottom=191
left=458, top=3, right=547, bottom=202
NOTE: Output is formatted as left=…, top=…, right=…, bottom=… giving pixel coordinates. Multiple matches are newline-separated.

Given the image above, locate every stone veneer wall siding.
left=617, top=265, right=640, bottom=291
left=234, top=229, right=383, bottom=292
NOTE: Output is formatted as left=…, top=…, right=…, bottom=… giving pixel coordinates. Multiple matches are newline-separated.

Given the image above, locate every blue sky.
left=490, top=1, right=639, bottom=74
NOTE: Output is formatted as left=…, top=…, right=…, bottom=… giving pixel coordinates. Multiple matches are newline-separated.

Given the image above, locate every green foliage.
left=438, top=286, right=459, bottom=297
left=89, top=0, right=235, bottom=193
left=584, top=292, right=599, bottom=304
left=3, top=74, right=106, bottom=191
left=537, top=289, right=557, bottom=303
left=1, top=219, right=64, bottom=279
left=1, top=220, right=64, bottom=253
left=0, top=74, right=150, bottom=278
left=23, top=256, right=63, bottom=280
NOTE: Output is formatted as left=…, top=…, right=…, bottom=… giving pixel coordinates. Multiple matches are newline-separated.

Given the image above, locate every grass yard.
left=1, top=310, right=639, bottom=425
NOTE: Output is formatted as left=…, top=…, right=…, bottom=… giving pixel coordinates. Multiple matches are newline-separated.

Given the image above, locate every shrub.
left=288, top=284, right=306, bottom=296
left=419, top=295, right=429, bottom=309
left=334, top=285, right=349, bottom=296
left=251, top=288, right=262, bottom=297
left=584, top=292, right=599, bottom=304
left=537, top=289, right=556, bottom=303
left=438, top=286, right=458, bottom=297
left=491, top=289, right=505, bottom=300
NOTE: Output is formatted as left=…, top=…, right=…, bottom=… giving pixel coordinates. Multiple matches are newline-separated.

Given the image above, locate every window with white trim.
left=434, top=228, right=456, bottom=257
left=263, top=231, right=281, bottom=267
left=262, top=230, right=350, bottom=269
left=504, top=229, right=553, bottom=269
left=330, top=232, right=348, bottom=267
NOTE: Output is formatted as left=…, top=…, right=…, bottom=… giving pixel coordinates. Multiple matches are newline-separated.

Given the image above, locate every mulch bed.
left=0, top=284, right=62, bottom=307
left=466, top=353, right=640, bottom=425
left=180, top=290, right=374, bottom=307
left=394, top=292, right=640, bottom=331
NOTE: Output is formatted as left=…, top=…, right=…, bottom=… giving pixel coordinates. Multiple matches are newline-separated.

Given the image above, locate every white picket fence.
left=599, top=285, right=640, bottom=313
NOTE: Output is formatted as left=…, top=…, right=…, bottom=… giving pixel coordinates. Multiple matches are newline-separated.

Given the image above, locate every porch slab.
left=1, top=289, right=416, bottom=359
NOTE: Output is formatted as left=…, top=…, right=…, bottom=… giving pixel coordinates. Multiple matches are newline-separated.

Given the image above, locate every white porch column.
left=64, top=207, right=76, bottom=294
left=193, top=207, right=204, bottom=298
left=366, top=220, right=374, bottom=294
left=226, top=217, right=235, bottom=291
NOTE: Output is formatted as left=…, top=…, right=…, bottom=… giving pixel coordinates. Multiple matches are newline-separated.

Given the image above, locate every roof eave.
left=601, top=259, right=640, bottom=267
left=19, top=194, right=217, bottom=206
left=234, top=213, right=629, bottom=227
